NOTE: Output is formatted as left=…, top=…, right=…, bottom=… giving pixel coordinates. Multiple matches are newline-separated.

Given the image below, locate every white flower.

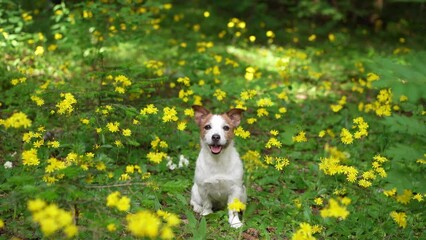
left=166, top=156, right=177, bottom=170
left=178, top=155, right=189, bottom=168
left=4, top=161, right=13, bottom=169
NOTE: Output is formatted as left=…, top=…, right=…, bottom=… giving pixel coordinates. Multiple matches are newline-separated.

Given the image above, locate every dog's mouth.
left=209, top=144, right=223, bottom=154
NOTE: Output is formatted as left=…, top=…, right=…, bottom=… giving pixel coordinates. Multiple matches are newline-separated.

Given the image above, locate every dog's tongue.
left=210, top=145, right=222, bottom=154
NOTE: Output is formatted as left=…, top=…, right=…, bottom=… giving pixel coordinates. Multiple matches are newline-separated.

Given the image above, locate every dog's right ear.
left=192, top=105, right=210, bottom=126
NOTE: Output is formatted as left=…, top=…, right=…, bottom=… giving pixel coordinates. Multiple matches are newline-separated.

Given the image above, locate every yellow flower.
left=314, top=198, right=323, bottom=206
left=147, top=152, right=167, bottom=164
left=320, top=198, right=349, bottom=220
left=247, top=118, right=257, bottom=124
left=22, top=148, right=40, bottom=166
left=28, top=200, right=77, bottom=237
left=266, top=30, right=275, bottom=38
left=257, top=98, right=273, bottom=107
left=291, top=222, right=320, bottom=240
left=1, top=112, right=32, bottom=129
left=107, top=191, right=121, bottom=207
left=383, top=188, right=396, bottom=197
left=116, top=196, right=131, bottom=212
left=293, top=131, right=307, bottom=143
left=126, top=210, right=161, bottom=238
left=0, top=219, right=4, bottom=229
left=107, top=223, right=117, bottom=232
left=213, top=89, right=227, bottom=101
left=265, top=137, right=282, bottom=149
left=106, top=122, right=120, bottom=132
left=330, top=104, right=343, bottom=112
left=228, top=198, right=246, bottom=212
left=257, top=108, right=269, bottom=117
left=162, top=107, right=178, bottom=122
left=234, top=126, right=250, bottom=139
left=396, top=189, right=413, bottom=204
left=80, top=118, right=90, bottom=124
left=140, top=104, right=158, bottom=115
left=308, top=34, right=316, bottom=41
left=177, top=76, right=191, bottom=86
left=56, top=93, right=77, bottom=115
left=54, top=33, right=63, bottom=40
left=270, top=130, right=279, bottom=136
left=177, top=121, right=187, bottom=131
left=367, top=73, right=380, bottom=82
left=340, top=128, right=353, bottom=144
left=64, top=224, right=78, bottom=238
left=122, top=128, right=132, bottom=137
left=390, top=211, right=407, bottom=228
left=358, top=179, right=372, bottom=188
left=413, top=194, right=423, bottom=202
left=274, top=157, right=290, bottom=170
left=31, top=95, right=45, bottom=106
left=28, top=198, right=47, bottom=212
left=157, top=210, right=181, bottom=226
left=35, top=46, right=44, bottom=56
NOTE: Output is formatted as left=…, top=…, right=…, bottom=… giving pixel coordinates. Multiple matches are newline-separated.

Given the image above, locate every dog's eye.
left=204, top=125, right=211, bottom=130
left=223, top=126, right=230, bottom=131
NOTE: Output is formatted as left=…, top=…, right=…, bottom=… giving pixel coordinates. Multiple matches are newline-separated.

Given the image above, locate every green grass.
left=0, top=1, right=425, bottom=239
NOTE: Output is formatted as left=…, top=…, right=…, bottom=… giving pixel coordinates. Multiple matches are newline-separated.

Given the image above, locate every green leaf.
left=382, top=115, right=426, bottom=137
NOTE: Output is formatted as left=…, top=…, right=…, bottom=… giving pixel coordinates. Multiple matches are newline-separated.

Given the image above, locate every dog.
left=190, top=105, right=247, bottom=228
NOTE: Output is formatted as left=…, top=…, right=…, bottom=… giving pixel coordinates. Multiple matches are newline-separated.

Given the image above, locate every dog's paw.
left=201, top=209, right=213, bottom=216
left=230, top=221, right=243, bottom=229
left=192, top=205, right=203, bottom=214
left=229, top=215, right=243, bottom=228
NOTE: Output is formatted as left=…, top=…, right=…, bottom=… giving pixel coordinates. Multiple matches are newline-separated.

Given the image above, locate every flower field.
left=0, top=1, right=425, bottom=239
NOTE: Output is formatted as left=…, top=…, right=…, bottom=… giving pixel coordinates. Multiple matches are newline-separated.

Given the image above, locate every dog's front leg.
left=198, top=185, right=213, bottom=216
left=227, top=186, right=246, bottom=228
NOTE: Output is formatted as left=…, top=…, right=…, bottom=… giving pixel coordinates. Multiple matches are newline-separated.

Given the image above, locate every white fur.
left=190, top=114, right=246, bottom=228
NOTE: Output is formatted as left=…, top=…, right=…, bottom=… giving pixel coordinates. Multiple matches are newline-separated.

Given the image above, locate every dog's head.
left=192, top=105, right=244, bottom=155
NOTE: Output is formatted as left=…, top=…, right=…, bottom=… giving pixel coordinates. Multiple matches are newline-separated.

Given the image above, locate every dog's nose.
left=212, top=134, right=220, bottom=142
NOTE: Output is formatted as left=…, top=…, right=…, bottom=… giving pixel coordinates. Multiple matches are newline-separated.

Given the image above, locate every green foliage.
left=0, top=0, right=425, bottom=239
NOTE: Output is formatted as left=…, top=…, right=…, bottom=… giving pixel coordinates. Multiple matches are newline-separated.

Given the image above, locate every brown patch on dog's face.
left=221, top=114, right=236, bottom=141
left=199, top=114, right=213, bottom=140
left=192, top=105, right=213, bottom=139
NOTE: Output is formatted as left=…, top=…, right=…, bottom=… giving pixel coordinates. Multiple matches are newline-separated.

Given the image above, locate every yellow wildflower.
left=22, top=148, right=40, bottom=166
left=390, top=211, right=407, bottom=228
left=213, top=89, right=226, bottom=101
left=293, top=131, right=307, bottom=143
left=162, top=107, right=178, bottom=122
left=265, top=137, right=282, bottom=149
left=1, top=112, right=32, bottom=129
left=126, top=210, right=161, bottom=238
left=234, top=126, right=250, bottom=139
left=340, top=128, right=353, bottom=144
left=141, top=104, right=158, bottom=115
left=147, top=152, right=167, bottom=164
left=396, top=189, right=413, bottom=205
left=56, top=93, right=77, bottom=115
left=106, top=122, right=120, bottom=132
left=107, top=223, right=117, bottom=232
left=320, top=198, right=349, bottom=220
left=122, top=129, right=132, bottom=137
left=228, top=198, right=246, bottom=212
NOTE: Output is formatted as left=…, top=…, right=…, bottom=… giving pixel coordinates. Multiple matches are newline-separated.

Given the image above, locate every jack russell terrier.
left=190, top=105, right=247, bottom=228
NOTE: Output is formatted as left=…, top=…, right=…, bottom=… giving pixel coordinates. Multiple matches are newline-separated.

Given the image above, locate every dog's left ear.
left=226, top=108, right=244, bottom=127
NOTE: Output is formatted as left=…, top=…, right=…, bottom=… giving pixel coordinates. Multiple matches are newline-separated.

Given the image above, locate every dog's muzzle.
left=210, top=134, right=223, bottom=154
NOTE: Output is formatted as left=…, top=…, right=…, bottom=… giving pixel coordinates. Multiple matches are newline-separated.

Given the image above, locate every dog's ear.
left=192, top=105, right=210, bottom=126
left=226, top=108, right=244, bottom=127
